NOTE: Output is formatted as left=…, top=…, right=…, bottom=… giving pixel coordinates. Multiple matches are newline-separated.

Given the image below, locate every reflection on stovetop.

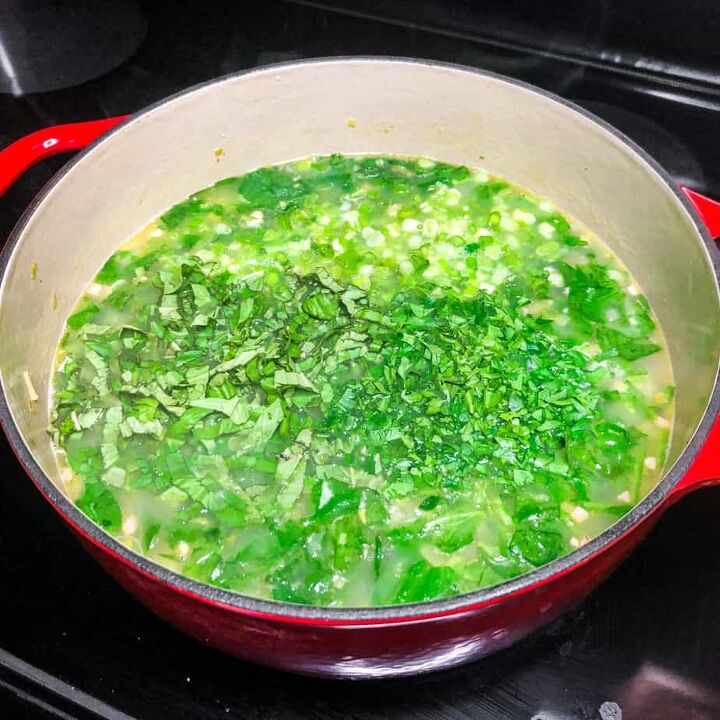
left=0, top=0, right=147, bottom=95
left=0, top=2, right=718, bottom=719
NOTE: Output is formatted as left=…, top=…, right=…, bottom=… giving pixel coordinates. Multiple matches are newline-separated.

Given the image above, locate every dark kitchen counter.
left=0, top=2, right=718, bottom=718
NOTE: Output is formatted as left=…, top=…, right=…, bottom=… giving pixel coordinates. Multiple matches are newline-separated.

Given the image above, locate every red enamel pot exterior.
left=80, top=509, right=656, bottom=677
left=1, top=59, right=719, bottom=678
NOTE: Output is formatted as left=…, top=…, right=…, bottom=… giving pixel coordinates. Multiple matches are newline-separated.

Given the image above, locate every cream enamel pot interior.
left=1, top=58, right=719, bottom=678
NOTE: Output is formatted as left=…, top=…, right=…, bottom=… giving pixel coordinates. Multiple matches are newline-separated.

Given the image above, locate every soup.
left=49, top=155, right=673, bottom=607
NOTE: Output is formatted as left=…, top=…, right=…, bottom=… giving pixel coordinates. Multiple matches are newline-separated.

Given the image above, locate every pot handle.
left=683, top=187, right=720, bottom=239
left=0, top=116, right=128, bottom=197
left=670, top=187, right=720, bottom=500
left=670, top=417, right=720, bottom=500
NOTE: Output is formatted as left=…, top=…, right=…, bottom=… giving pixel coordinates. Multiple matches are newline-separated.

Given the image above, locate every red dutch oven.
left=0, top=58, right=719, bottom=678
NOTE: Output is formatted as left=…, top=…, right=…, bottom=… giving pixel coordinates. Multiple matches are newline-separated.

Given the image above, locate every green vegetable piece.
left=96, top=251, right=133, bottom=284
left=302, top=290, right=340, bottom=320
left=419, top=495, right=441, bottom=511
left=274, top=370, right=317, bottom=392
left=395, top=560, right=458, bottom=603
left=276, top=432, right=312, bottom=512
left=190, top=396, right=250, bottom=424
left=77, top=482, right=122, bottom=532
left=597, top=327, right=660, bottom=360
left=510, top=520, right=564, bottom=567
left=67, top=303, right=100, bottom=329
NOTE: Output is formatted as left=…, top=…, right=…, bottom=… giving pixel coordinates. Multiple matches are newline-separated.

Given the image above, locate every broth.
left=49, top=155, right=674, bottom=606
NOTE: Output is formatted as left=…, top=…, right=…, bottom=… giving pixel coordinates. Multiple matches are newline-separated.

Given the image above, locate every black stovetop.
left=1, top=2, right=718, bottom=718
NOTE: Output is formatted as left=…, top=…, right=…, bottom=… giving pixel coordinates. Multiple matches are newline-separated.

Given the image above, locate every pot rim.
left=1, top=56, right=719, bottom=624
